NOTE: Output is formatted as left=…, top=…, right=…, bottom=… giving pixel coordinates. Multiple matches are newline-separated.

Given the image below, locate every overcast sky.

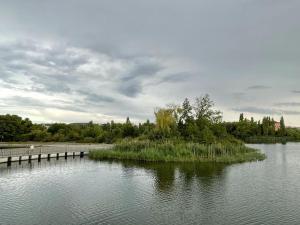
left=1, top=0, right=300, bottom=125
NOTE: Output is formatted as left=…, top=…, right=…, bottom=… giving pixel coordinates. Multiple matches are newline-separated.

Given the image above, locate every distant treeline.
left=0, top=115, right=154, bottom=143
left=1, top=95, right=300, bottom=144
left=226, top=114, right=300, bottom=143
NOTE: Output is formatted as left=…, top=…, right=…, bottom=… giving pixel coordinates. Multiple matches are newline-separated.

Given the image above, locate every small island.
left=89, top=95, right=266, bottom=163
left=89, top=141, right=265, bottom=163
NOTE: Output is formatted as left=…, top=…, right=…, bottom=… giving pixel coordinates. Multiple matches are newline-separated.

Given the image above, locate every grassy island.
left=89, top=140, right=265, bottom=163
left=89, top=95, right=266, bottom=164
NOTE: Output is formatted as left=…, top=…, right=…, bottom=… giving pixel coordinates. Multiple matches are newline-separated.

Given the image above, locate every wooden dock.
left=0, top=143, right=113, bottom=165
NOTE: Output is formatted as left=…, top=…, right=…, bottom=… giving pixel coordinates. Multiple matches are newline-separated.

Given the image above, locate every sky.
left=0, top=0, right=300, bottom=126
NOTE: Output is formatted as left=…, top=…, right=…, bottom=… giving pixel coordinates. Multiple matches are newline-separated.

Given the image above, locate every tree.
left=262, top=117, right=270, bottom=136
left=0, top=115, right=33, bottom=141
left=194, top=94, right=222, bottom=123
left=138, top=119, right=155, bottom=136
left=279, top=116, right=286, bottom=136
left=122, top=117, right=137, bottom=138
left=239, top=113, right=244, bottom=122
left=166, top=103, right=182, bottom=123
left=200, top=126, right=216, bottom=144
left=154, top=108, right=177, bottom=137
left=177, top=98, right=194, bottom=139
left=180, top=98, right=193, bottom=123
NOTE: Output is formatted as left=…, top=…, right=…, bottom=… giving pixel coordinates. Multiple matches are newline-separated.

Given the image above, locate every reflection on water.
left=1, top=144, right=300, bottom=225
left=0, top=156, right=86, bottom=174
left=118, top=160, right=226, bottom=193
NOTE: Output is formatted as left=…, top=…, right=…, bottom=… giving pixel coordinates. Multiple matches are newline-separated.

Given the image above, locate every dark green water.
left=0, top=143, right=300, bottom=225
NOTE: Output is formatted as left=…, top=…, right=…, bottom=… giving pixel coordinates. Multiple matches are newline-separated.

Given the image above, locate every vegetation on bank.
left=1, top=96, right=299, bottom=144
left=89, top=140, right=265, bottom=163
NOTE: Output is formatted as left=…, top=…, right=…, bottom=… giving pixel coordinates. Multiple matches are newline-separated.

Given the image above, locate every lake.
left=0, top=143, right=300, bottom=225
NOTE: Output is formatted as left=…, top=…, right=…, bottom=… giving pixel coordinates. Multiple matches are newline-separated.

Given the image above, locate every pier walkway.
left=0, top=143, right=113, bottom=164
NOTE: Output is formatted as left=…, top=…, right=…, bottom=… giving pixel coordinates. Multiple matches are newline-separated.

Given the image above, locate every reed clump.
left=89, top=140, right=265, bottom=163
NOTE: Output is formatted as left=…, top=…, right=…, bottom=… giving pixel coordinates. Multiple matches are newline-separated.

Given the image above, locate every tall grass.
left=89, top=140, right=266, bottom=163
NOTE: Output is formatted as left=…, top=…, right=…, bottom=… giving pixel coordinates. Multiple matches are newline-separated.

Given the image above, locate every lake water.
left=0, top=143, right=300, bottom=225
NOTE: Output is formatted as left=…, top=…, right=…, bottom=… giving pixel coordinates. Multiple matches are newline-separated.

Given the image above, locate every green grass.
left=89, top=140, right=266, bottom=164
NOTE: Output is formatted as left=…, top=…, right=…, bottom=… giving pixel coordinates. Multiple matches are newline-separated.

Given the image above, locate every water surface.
left=0, top=143, right=300, bottom=225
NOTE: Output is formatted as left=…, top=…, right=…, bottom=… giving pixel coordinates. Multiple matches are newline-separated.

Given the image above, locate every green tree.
left=154, top=108, right=177, bottom=137
left=239, top=113, right=244, bottom=122
left=279, top=116, right=286, bottom=136
left=0, top=115, right=33, bottom=141
left=180, top=98, right=193, bottom=122
left=122, top=117, right=137, bottom=138
left=200, top=126, right=216, bottom=144
left=194, top=94, right=222, bottom=123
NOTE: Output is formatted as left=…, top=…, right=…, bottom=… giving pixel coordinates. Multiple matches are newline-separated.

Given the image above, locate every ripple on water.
left=1, top=144, right=300, bottom=225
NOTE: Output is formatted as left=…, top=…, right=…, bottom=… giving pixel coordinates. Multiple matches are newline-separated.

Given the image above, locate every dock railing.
left=0, top=144, right=113, bottom=158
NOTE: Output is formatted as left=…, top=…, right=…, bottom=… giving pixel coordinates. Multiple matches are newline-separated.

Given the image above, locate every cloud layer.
left=1, top=0, right=300, bottom=126
left=0, top=39, right=189, bottom=123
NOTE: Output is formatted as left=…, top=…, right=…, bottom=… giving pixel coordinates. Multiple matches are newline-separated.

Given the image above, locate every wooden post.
left=80, top=152, right=84, bottom=158
left=73, top=152, right=75, bottom=158
left=56, top=153, right=59, bottom=159
left=47, top=154, right=51, bottom=160
left=38, top=154, right=41, bottom=162
left=29, top=155, right=32, bottom=162
left=19, top=156, right=22, bottom=164
left=7, top=156, right=12, bottom=166
left=65, top=152, right=68, bottom=159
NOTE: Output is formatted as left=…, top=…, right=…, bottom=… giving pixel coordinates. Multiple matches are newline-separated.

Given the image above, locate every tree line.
left=226, top=114, right=300, bottom=143
left=1, top=95, right=300, bottom=143
left=0, top=114, right=154, bottom=143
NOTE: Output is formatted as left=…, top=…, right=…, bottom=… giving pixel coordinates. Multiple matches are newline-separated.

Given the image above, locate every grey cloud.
left=118, top=58, right=164, bottom=97
left=30, top=74, right=76, bottom=94
left=5, top=96, right=45, bottom=107
left=1, top=96, right=86, bottom=112
left=0, top=75, right=19, bottom=84
left=0, top=38, right=176, bottom=121
left=0, top=40, right=84, bottom=94
left=292, top=90, right=300, bottom=94
left=2, top=0, right=300, bottom=73
left=0, top=39, right=169, bottom=99
left=283, top=110, right=300, bottom=115
left=247, top=85, right=271, bottom=90
left=0, top=40, right=85, bottom=69
left=274, top=102, right=300, bottom=107
left=77, top=90, right=115, bottom=103
left=144, top=72, right=190, bottom=88
left=119, top=82, right=143, bottom=97
left=122, top=59, right=163, bottom=82
left=232, top=92, right=248, bottom=102
left=233, top=106, right=300, bottom=116
left=1, top=0, right=300, bottom=124
left=159, top=72, right=189, bottom=83
left=232, top=92, right=246, bottom=97
left=233, top=106, right=276, bottom=115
